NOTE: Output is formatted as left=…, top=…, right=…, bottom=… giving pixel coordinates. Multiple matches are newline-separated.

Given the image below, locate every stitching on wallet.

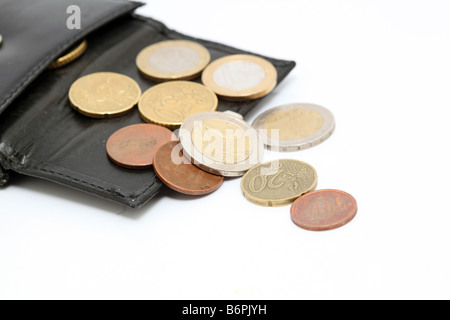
left=0, top=3, right=136, bottom=109
left=30, top=166, right=158, bottom=201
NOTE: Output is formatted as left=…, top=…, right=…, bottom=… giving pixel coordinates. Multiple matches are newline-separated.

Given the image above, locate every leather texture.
left=0, top=0, right=296, bottom=208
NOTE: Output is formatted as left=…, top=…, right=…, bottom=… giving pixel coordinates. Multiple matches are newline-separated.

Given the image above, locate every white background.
left=1, top=0, right=450, bottom=300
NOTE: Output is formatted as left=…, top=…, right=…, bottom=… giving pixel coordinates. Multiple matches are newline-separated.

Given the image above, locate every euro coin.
left=136, top=40, right=210, bottom=82
left=50, top=40, right=87, bottom=69
left=202, top=54, right=277, bottom=101
left=106, top=124, right=173, bottom=169
left=69, top=72, right=141, bottom=118
left=138, top=81, right=218, bottom=130
left=179, top=111, right=263, bottom=177
left=252, top=103, right=335, bottom=152
left=241, top=159, right=317, bottom=207
left=290, top=189, right=357, bottom=231
left=153, top=141, right=224, bottom=195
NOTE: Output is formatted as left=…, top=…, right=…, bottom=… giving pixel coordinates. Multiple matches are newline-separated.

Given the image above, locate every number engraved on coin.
left=248, top=163, right=284, bottom=193
left=241, top=159, right=317, bottom=207
left=139, top=81, right=218, bottom=129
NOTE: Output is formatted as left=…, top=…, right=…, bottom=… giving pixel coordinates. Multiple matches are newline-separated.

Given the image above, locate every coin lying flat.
left=138, top=81, right=218, bottom=130
left=179, top=111, right=263, bottom=177
left=154, top=141, right=224, bottom=195
left=241, top=159, right=317, bottom=207
left=106, top=124, right=173, bottom=169
left=50, top=40, right=87, bottom=69
left=69, top=72, right=141, bottom=118
left=136, top=40, right=211, bottom=82
left=290, top=189, right=357, bottom=231
left=253, top=103, right=335, bottom=152
left=202, top=54, right=277, bottom=101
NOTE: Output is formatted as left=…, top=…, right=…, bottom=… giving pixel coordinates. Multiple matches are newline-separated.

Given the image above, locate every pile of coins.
left=63, top=38, right=357, bottom=231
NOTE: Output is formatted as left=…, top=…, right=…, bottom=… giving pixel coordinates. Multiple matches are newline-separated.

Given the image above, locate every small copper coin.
left=290, top=189, right=358, bottom=231
left=106, top=124, right=173, bottom=169
left=153, top=141, right=224, bottom=195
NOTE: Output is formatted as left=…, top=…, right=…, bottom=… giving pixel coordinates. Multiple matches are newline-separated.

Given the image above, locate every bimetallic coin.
left=136, top=40, right=211, bottom=82
left=290, top=189, right=357, bottom=231
left=49, top=40, right=87, bottom=69
left=241, top=159, right=317, bottom=207
left=202, top=54, right=277, bottom=101
left=253, top=103, right=335, bottom=152
left=69, top=72, right=141, bottom=118
left=154, top=141, right=224, bottom=195
left=106, top=124, right=173, bottom=169
left=179, top=111, right=263, bottom=177
left=138, top=81, right=218, bottom=130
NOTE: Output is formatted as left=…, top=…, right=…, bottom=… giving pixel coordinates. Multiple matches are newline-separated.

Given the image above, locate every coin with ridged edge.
left=252, top=103, right=335, bottom=152
left=69, top=72, right=141, bottom=118
left=138, top=81, right=218, bottom=130
left=241, top=159, right=317, bottom=207
left=136, top=40, right=211, bottom=82
left=153, top=141, right=224, bottom=195
left=290, top=189, right=357, bottom=231
left=202, top=54, right=277, bottom=101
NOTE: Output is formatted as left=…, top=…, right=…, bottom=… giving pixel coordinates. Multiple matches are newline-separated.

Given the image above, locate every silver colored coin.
left=179, top=111, right=264, bottom=177
left=136, top=40, right=210, bottom=82
left=252, top=103, right=335, bottom=152
left=0, top=34, right=3, bottom=47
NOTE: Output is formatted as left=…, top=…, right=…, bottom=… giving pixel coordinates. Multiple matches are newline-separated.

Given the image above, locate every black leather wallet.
left=0, top=0, right=296, bottom=208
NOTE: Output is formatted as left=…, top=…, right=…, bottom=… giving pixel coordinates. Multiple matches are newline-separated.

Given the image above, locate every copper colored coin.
left=290, top=189, right=358, bottom=231
left=106, top=124, right=173, bottom=169
left=153, top=141, right=224, bottom=195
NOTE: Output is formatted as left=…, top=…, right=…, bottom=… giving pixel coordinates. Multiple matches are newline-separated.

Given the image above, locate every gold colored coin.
left=50, top=40, right=88, bottom=69
left=264, top=109, right=323, bottom=141
left=69, top=72, right=141, bottom=118
left=191, top=118, right=253, bottom=165
left=202, top=54, right=278, bottom=101
left=241, top=159, right=317, bottom=207
left=136, top=40, right=211, bottom=82
left=138, top=81, right=218, bottom=130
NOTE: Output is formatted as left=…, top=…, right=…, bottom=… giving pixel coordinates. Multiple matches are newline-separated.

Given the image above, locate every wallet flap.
left=0, top=0, right=143, bottom=116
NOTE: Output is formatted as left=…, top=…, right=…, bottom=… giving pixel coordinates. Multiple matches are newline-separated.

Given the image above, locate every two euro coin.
left=252, top=103, right=335, bottom=152
left=179, top=111, right=263, bottom=177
